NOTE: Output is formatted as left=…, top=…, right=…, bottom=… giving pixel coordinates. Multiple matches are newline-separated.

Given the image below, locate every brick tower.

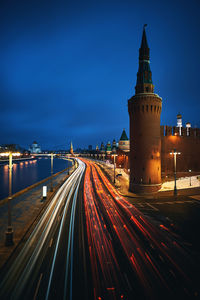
left=128, top=25, right=162, bottom=193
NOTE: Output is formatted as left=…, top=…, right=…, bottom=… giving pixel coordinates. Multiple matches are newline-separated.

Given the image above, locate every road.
left=0, top=158, right=86, bottom=300
left=81, top=158, right=199, bottom=300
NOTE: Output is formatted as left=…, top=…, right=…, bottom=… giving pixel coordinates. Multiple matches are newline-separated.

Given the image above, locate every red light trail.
left=81, top=158, right=197, bottom=299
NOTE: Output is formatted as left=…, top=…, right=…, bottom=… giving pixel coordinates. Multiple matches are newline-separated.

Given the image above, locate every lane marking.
left=146, top=203, right=159, bottom=211
left=33, top=273, right=43, bottom=300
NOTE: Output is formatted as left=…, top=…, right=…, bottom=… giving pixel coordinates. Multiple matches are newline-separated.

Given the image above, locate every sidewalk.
left=0, top=165, right=75, bottom=268
left=97, top=160, right=200, bottom=198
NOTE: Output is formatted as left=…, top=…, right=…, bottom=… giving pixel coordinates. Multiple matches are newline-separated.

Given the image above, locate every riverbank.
left=0, top=157, right=71, bottom=200
left=0, top=156, right=36, bottom=164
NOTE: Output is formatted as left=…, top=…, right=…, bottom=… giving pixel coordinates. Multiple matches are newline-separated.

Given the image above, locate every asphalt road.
left=126, top=194, right=200, bottom=253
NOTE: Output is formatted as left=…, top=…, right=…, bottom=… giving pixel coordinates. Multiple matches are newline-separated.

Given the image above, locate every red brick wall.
left=161, top=134, right=200, bottom=173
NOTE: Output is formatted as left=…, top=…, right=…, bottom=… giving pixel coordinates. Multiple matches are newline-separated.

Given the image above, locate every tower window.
left=142, top=105, right=144, bottom=112
left=149, top=178, right=151, bottom=184
left=151, top=155, right=153, bottom=159
left=154, top=106, right=156, bottom=112
left=146, top=105, right=148, bottom=112
left=151, top=105, right=153, bottom=112
left=146, top=87, right=149, bottom=92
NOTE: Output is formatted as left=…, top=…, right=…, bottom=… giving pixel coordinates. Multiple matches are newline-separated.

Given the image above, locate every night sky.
left=1, top=0, right=200, bottom=150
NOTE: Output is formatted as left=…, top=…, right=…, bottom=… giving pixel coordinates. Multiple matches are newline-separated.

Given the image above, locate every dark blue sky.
left=1, top=0, right=200, bottom=150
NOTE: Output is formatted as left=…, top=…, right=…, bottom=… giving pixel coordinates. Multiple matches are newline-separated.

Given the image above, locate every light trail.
left=83, top=160, right=123, bottom=299
left=45, top=159, right=85, bottom=300
left=81, top=158, right=198, bottom=299
left=0, top=159, right=85, bottom=300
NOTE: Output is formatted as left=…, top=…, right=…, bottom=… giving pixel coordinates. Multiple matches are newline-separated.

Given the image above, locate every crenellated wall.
left=117, top=125, right=200, bottom=177
left=161, top=125, right=200, bottom=173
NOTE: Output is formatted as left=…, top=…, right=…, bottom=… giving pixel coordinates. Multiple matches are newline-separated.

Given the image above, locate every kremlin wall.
left=161, top=120, right=200, bottom=174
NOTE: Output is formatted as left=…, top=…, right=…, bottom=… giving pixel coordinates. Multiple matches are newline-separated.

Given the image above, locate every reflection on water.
left=0, top=158, right=71, bottom=200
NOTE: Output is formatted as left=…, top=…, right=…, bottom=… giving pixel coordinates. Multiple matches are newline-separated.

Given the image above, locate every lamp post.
left=50, top=153, right=54, bottom=192
left=189, top=169, right=192, bottom=186
left=112, top=154, right=117, bottom=184
left=0, top=152, right=20, bottom=246
left=170, top=149, right=181, bottom=196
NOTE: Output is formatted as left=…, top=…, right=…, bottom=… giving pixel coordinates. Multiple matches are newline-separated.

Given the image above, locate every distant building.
left=70, top=141, right=74, bottom=155
left=88, top=145, right=92, bottom=151
left=100, top=142, right=105, bottom=153
left=29, top=141, right=41, bottom=154
left=118, top=129, right=130, bottom=152
left=112, top=139, right=117, bottom=153
left=106, top=141, right=112, bottom=154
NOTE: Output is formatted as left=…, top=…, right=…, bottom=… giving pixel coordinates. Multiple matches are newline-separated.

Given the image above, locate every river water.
left=0, top=157, right=72, bottom=200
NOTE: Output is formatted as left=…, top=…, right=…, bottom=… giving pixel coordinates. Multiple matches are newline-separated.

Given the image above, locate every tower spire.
left=135, top=25, right=154, bottom=94
left=139, top=24, right=149, bottom=60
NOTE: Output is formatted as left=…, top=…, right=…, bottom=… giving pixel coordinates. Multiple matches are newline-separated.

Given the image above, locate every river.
left=0, top=157, right=72, bottom=200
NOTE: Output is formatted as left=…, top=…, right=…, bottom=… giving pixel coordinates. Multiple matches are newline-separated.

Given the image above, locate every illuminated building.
left=112, top=139, right=117, bottom=153
left=29, top=141, right=41, bottom=154
left=100, top=142, right=105, bottom=153
left=118, top=129, right=130, bottom=153
left=106, top=141, right=112, bottom=155
left=128, top=25, right=162, bottom=193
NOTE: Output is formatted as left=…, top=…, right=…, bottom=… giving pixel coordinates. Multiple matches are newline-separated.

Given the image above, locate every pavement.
left=0, top=165, right=76, bottom=268
left=98, top=160, right=200, bottom=196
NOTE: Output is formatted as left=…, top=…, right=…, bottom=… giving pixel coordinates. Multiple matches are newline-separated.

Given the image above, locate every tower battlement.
left=161, top=125, right=200, bottom=137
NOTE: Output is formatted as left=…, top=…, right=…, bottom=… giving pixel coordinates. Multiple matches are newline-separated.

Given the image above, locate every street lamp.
left=50, top=153, right=54, bottom=192
left=112, top=154, right=117, bottom=184
left=170, top=149, right=181, bottom=196
left=189, top=169, right=192, bottom=186
left=0, top=152, right=21, bottom=246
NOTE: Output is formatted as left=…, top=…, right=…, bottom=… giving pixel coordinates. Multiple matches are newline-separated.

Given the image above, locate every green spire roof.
left=120, top=129, right=128, bottom=141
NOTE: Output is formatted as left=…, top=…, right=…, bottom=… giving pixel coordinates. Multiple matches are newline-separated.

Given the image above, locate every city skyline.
left=1, top=0, right=200, bottom=149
